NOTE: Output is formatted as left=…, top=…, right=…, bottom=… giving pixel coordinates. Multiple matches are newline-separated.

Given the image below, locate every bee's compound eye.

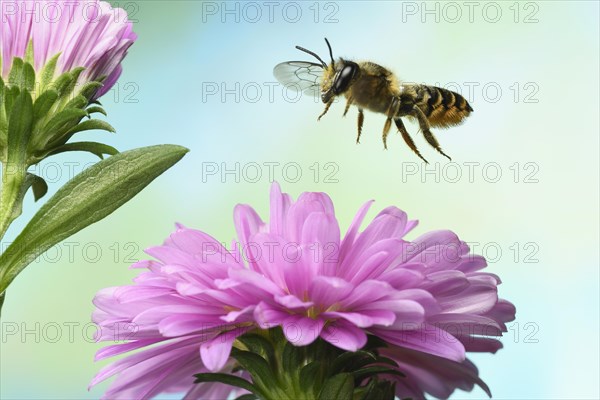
left=333, top=63, right=358, bottom=94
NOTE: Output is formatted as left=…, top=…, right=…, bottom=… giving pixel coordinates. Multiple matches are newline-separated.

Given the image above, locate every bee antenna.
left=295, top=45, right=328, bottom=68
left=324, top=38, right=334, bottom=66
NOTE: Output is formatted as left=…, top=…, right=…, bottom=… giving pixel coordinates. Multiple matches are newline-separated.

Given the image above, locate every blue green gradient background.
left=1, top=1, right=598, bottom=399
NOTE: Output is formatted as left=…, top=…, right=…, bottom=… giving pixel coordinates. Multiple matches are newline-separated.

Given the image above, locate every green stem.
left=0, top=291, right=4, bottom=319
left=0, top=162, right=27, bottom=318
left=0, top=162, right=26, bottom=239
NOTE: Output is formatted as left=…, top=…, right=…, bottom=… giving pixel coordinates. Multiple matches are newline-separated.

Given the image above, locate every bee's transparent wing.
left=273, top=61, right=324, bottom=97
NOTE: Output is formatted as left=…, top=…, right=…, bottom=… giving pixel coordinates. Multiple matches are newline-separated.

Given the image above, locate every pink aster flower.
left=91, top=183, right=515, bottom=399
left=1, top=0, right=137, bottom=100
left=0, top=0, right=137, bottom=171
left=235, top=183, right=515, bottom=398
left=90, top=228, right=256, bottom=399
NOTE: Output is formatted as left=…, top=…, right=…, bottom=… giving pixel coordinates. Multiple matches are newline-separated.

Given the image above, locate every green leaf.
left=193, top=373, right=258, bottom=395
left=47, top=141, right=118, bottom=160
left=318, top=373, right=354, bottom=400
left=0, top=144, right=189, bottom=294
left=7, top=91, right=34, bottom=166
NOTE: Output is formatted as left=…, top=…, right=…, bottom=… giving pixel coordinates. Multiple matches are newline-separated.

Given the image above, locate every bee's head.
left=321, top=59, right=359, bottom=103
left=295, top=38, right=359, bottom=103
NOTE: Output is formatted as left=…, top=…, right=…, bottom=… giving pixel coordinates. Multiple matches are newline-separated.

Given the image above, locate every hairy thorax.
left=346, top=62, right=401, bottom=115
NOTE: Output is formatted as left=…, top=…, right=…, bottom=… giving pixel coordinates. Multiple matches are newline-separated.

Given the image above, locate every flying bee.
left=273, top=38, right=473, bottom=163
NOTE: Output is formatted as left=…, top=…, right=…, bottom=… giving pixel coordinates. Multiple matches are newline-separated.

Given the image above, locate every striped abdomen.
left=414, top=85, right=473, bottom=128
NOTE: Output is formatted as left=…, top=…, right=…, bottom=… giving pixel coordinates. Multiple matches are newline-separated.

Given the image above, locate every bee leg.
left=317, top=99, right=334, bottom=121
left=412, top=106, right=452, bottom=161
left=343, top=97, right=353, bottom=117
left=382, top=118, right=392, bottom=150
left=382, top=97, right=401, bottom=150
left=356, top=109, right=364, bottom=144
left=394, top=118, right=428, bottom=164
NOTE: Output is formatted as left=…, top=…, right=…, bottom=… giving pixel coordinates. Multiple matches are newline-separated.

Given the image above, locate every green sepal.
left=22, top=62, right=36, bottom=92
left=7, top=91, right=34, bottom=167
left=47, top=141, right=118, bottom=160
left=24, top=173, right=48, bottom=202
left=317, top=373, right=354, bottom=400
left=42, top=108, right=88, bottom=139
left=7, top=58, right=24, bottom=88
left=0, top=77, right=6, bottom=147
left=234, top=394, right=259, bottom=400
left=60, top=67, right=86, bottom=100
left=64, top=94, right=88, bottom=110
left=6, top=58, right=35, bottom=92
left=79, top=81, right=104, bottom=100
left=359, top=379, right=397, bottom=400
left=86, top=106, right=107, bottom=117
left=33, top=89, right=60, bottom=123
left=63, top=118, right=116, bottom=139
left=3, top=85, right=20, bottom=117
left=331, top=350, right=376, bottom=375
left=231, top=348, right=279, bottom=393
left=50, top=70, right=76, bottom=98
left=39, top=53, right=61, bottom=92
left=237, top=334, right=277, bottom=366
left=299, top=361, right=324, bottom=396
left=282, top=341, right=302, bottom=375
left=0, top=144, right=189, bottom=294
left=193, top=373, right=259, bottom=395
left=351, top=366, right=405, bottom=382
left=24, top=41, right=34, bottom=65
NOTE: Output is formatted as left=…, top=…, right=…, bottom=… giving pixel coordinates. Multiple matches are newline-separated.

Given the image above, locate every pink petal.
left=300, top=211, right=341, bottom=276
left=275, top=294, right=314, bottom=310
left=309, top=276, right=353, bottom=307
left=269, top=181, right=292, bottom=236
left=321, top=319, right=367, bottom=351
left=375, top=324, right=466, bottom=362
left=339, top=200, right=374, bottom=263
left=281, top=315, right=324, bottom=346
left=234, top=204, right=265, bottom=266
left=200, top=331, right=241, bottom=372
